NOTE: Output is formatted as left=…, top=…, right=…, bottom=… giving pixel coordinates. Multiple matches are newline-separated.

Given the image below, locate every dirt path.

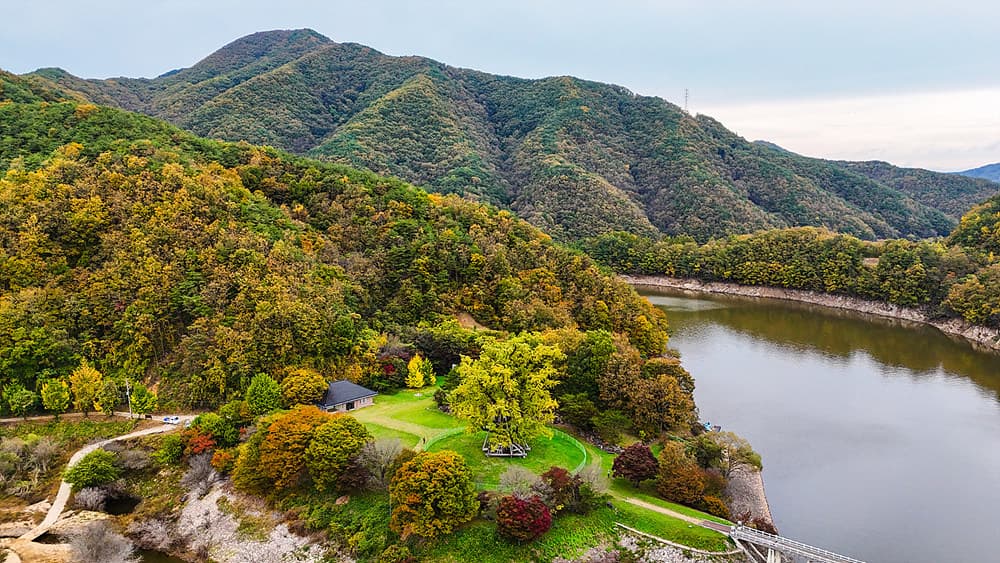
left=18, top=415, right=194, bottom=542
left=621, top=497, right=732, bottom=533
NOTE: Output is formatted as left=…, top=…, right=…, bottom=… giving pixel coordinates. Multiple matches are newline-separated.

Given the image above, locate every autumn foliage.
left=656, top=441, right=705, bottom=506
left=496, top=495, right=552, bottom=542
left=258, top=405, right=335, bottom=491
left=612, top=442, right=659, bottom=486
left=389, top=450, right=478, bottom=538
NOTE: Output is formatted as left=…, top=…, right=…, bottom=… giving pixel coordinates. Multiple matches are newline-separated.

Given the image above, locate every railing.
left=730, top=524, right=866, bottom=563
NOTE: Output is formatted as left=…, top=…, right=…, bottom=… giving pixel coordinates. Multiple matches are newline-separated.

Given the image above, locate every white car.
left=162, top=416, right=180, bottom=425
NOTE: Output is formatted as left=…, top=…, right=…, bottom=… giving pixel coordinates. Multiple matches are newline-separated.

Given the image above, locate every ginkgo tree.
left=448, top=333, right=562, bottom=456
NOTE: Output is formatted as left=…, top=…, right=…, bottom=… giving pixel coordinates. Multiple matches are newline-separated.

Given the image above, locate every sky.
left=2, top=0, right=999, bottom=171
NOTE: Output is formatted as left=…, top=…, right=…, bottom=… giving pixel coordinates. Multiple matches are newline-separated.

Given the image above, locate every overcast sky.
left=3, top=0, right=999, bottom=171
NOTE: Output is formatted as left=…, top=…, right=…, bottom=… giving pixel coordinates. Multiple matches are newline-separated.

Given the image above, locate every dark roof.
left=319, top=380, right=377, bottom=407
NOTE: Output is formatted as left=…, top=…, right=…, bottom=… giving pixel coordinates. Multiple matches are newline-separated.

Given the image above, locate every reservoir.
left=640, top=287, right=1000, bottom=563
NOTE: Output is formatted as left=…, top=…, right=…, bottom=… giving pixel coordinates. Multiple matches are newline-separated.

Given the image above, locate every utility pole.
left=125, top=379, right=133, bottom=419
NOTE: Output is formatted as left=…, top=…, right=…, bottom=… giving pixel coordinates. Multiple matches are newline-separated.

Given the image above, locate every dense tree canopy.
left=389, top=450, right=478, bottom=539
left=448, top=333, right=561, bottom=451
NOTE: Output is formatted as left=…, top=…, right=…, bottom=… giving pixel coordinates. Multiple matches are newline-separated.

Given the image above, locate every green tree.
left=5, top=384, right=38, bottom=418
left=280, top=368, right=328, bottom=407
left=405, top=353, right=435, bottom=388
left=129, top=382, right=157, bottom=415
left=389, top=450, right=478, bottom=538
left=94, top=379, right=120, bottom=416
left=192, top=412, right=239, bottom=448
left=448, top=333, right=562, bottom=452
left=41, top=379, right=71, bottom=418
left=65, top=449, right=120, bottom=491
left=304, top=414, right=372, bottom=491
left=246, top=373, right=282, bottom=416
left=69, top=360, right=102, bottom=417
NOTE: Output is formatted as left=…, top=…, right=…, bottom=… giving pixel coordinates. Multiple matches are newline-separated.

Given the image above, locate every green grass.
left=348, top=389, right=734, bottom=554
left=426, top=429, right=588, bottom=489
left=612, top=501, right=732, bottom=552
left=418, top=506, right=621, bottom=563
left=363, top=422, right=421, bottom=448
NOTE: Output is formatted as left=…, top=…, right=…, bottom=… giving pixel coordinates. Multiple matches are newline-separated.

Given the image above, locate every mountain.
left=958, top=163, right=1000, bottom=183
left=0, top=75, right=670, bottom=410
left=32, top=29, right=997, bottom=241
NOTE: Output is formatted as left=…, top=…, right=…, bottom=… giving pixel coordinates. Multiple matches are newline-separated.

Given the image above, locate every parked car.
left=162, top=416, right=180, bottom=425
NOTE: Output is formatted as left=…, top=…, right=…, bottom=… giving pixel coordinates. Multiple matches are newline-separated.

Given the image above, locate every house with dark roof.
left=318, top=380, right=377, bottom=412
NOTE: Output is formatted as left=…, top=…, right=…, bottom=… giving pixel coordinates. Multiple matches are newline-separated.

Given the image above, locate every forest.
left=31, top=30, right=999, bottom=242
left=580, top=193, right=1000, bottom=328
left=0, top=71, right=682, bottom=438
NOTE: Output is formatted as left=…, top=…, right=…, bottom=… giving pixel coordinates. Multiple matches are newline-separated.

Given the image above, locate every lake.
left=640, top=288, right=1000, bottom=563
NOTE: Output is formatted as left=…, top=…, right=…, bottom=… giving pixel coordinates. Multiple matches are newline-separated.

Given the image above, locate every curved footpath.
left=625, top=275, right=1000, bottom=353
left=17, top=415, right=194, bottom=542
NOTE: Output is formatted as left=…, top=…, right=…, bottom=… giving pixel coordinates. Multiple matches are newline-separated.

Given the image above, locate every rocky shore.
left=624, top=275, right=1000, bottom=353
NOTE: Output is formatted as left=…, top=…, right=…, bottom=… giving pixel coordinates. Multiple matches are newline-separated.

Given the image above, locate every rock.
left=24, top=500, right=52, bottom=515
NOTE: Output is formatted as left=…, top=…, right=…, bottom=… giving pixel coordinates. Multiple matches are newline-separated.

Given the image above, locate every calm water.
left=640, top=288, right=1000, bottom=563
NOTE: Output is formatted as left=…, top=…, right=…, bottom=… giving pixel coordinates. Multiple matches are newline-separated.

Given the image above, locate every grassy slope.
left=349, top=387, right=732, bottom=555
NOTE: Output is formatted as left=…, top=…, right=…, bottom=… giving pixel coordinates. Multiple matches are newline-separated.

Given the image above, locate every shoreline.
left=624, top=275, right=1000, bottom=353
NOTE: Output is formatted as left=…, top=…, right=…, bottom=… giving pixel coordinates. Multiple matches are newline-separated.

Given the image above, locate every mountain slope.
left=958, top=162, right=1000, bottom=183
left=0, top=86, right=671, bottom=411
left=33, top=29, right=990, bottom=241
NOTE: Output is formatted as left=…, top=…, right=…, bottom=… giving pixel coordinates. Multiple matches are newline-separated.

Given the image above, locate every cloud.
left=698, top=88, right=1000, bottom=171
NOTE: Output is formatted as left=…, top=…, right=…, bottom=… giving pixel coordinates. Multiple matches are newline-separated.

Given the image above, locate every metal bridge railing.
left=730, top=524, right=866, bottom=563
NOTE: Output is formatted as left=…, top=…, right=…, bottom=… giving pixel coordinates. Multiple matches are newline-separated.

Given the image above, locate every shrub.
left=73, top=487, right=108, bottom=511
left=612, top=443, right=659, bottom=486
left=377, top=544, right=414, bottom=563
left=192, top=412, right=239, bottom=447
left=246, top=373, right=282, bottom=416
left=698, top=495, right=731, bottom=520
left=656, top=441, right=705, bottom=506
left=496, top=494, right=552, bottom=542
left=499, top=466, right=539, bottom=498
left=152, top=434, right=183, bottom=465
left=304, top=414, right=372, bottom=492
left=592, top=410, right=630, bottom=444
left=65, top=449, right=120, bottom=491
left=357, top=438, right=403, bottom=490
left=538, top=466, right=578, bottom=513
left=389, top=450, right=478, bottom=538
left=210, top=449, right=236, bottom=473
left=69, top=520, right=138, bottom=563
left=557, top=393, right=599, bottom=430
left=183, top=428, right=216, bottom=456
left=259, top=405, right=334, bottom=490
left=41, top=379, right=70, bottom=417
left=280, top=368, right=328, bottom=407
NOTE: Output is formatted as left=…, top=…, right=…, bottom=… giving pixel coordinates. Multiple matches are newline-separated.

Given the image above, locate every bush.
left=592, top=410, right=630, bottom=445
left=210, top=449, right=236, bottom=473
left=612, top=443, right=658, bottom=486
left=152, top=434, right=183, bottom=465
left=65, top=449, right=120, bottom=491
left=73, top=487, right=108, bottom=511
left=69, top=520, right=138, bottom=563
left=697, top=495, right=730, bottom=520
left=377, top=544, right=414, bottom=563
left=280, top=368, right=328, bottom=407
left=496, top=494, right=552, bottom=542
left=656, top=441, right=704, bottom=506
left=304, top=414, right=372, bottom=492
left=182, top=428, right=216, bottom=456
left=191, top=412, right=238, bottom=448
left=389, top=450, right=478, bottom=538
left=246, top=373, right=282, bottom=416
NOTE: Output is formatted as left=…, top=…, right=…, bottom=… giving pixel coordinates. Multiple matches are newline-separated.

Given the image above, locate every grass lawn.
left=426, top=429, right=588, bottom=489
left=349, top=388, right=733, bottom=552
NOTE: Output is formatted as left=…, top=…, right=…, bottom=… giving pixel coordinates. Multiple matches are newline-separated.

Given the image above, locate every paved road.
left=18, top=415, right=194, bottom=542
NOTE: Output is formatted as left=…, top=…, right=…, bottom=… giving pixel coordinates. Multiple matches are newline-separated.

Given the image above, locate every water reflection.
left=646, top=290, right=1000, bottom=400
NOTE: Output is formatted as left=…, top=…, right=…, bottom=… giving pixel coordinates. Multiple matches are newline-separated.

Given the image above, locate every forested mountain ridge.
left=958, top=162, right=1000, bottom=183
left=0, top=78, right=674, bottom=421
left=30, top=29, right=997, bottom=241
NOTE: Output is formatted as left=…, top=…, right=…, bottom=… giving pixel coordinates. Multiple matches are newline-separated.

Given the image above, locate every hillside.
left=0, top=78, right=671, bottom=415
left=30, top=29, right=995, bottom=241
left=958, top=162, right=1000, bottom=183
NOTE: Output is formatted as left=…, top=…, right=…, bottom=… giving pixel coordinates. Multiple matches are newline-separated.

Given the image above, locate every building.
left=318, top=380, right=377, bottom=412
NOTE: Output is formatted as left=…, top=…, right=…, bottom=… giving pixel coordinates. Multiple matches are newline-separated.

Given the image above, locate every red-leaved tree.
left=496, top=495, right=552, bottom=542
left=612, top=442, right=659, bottom=486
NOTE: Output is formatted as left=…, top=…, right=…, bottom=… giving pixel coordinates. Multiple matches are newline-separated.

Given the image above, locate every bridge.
left=729, top=523, right=866, bottom=563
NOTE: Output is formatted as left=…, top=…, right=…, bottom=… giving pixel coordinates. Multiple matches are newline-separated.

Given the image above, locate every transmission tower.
left=684, top=88, right=689, bottom=114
